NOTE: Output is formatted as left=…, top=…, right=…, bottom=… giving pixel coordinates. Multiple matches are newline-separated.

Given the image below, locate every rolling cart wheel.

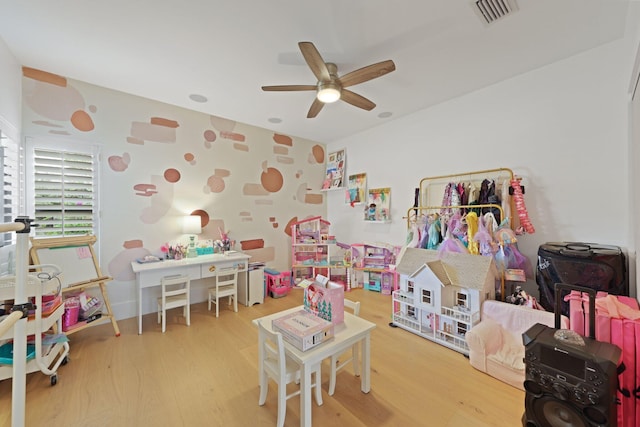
left=61, top=356, right=69, bottom=365
left=50, top=374, right=57, bottom=386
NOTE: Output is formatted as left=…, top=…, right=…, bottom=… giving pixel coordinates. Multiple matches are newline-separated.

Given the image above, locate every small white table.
left=253, top=306, right=376, bottom=427
left=131, top=252, right=251, bottom=334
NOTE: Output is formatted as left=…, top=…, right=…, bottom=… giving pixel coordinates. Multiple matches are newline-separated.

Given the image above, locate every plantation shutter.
left=0, top=131, right=20, bottom=247
left=33, top=148, right=96, bottom=237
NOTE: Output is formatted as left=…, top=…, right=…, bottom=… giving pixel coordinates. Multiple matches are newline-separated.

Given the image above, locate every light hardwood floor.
left=0, top=289, right=524, bottom=426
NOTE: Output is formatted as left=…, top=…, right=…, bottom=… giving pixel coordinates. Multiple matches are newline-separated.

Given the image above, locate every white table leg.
left=361, top=334, right=371, bottom=393
left=138, top=282, right=143, bottom=335
left=300, top=363, right=312, bottom=427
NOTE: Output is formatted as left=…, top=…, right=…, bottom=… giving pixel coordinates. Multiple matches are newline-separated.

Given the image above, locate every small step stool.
left=264, top=268, right=291, bottom=298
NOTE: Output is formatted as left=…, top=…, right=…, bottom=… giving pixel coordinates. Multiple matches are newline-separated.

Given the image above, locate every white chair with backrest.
left=208, top=267, right=238, bottom=317
left=328, top=299, right=361, bottom=396
left=257, top=320, right=323, bottom=427
left=157, top=274, right=190, bottom=333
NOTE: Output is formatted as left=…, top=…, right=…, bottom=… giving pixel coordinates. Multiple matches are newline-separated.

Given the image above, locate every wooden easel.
left=29, top=235, right=120, bottom=337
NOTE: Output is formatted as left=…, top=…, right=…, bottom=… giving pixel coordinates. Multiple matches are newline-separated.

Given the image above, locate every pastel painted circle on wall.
left=71, top=110, right=95, bottom=132
left=184, top=152, right=195, bottom=165
left=206, top=175, right=225, bottom=193
left=204, top=130, right=216, bottom=142
left=191, top=209, right=210, bottom=228
left=164, top=168, right=181, bottom=183
left=312, top=145, right=324, bottom=163
left=108, top=153, right=130, bottom=172
left=284, top=216, right=298, bottom=237
left=261, top=167, right=283, bottom=193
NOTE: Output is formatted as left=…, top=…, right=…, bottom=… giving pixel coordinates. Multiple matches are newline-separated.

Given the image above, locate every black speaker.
left=522, top=323, right=621, bottom=427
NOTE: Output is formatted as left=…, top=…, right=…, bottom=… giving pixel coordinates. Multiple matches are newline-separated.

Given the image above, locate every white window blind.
left=32, top=147, right=97, bottom=238
left=0, top=131, right=20, bottom=247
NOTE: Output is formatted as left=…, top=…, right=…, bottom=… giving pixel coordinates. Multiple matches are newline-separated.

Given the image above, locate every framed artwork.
left=345, top=173, right=367, bottom=205
left=365, top=187, right=391, bottom=222
left=322, top=149, right=345, bottom=190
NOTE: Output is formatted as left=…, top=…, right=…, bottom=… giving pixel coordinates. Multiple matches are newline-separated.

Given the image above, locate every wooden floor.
left=0, top=289, right=524, bottom=427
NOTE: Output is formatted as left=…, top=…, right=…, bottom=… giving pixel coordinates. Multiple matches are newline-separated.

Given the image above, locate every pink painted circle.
left=312, top=145, right=324, bottom=163
left=261, top=167, right=283, bottom=193
left=190, top=210, right=210, bottom=228
left=207, top=175, right=225, bottom=193
left=204, top=130, right=217, bottom=142
left=164, top=168, right=181, bottom=183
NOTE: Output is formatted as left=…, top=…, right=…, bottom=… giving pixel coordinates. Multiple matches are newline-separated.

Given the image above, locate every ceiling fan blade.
left=307, top=98, right=324, bottom=118
left=341, top=89, right=376, bottom=111
left=298, top=41, right=330, bottom=82
left=261, top=85, right=317, bottom=92
left=339, top=60, right=396, bottom=88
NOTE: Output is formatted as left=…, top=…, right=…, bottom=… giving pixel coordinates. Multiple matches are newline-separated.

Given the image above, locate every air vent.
left=473, top=0, right=518, bottom=25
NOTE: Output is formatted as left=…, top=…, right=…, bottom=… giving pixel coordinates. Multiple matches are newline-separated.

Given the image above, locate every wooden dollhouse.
left=392, top=247, right=498, bottom=355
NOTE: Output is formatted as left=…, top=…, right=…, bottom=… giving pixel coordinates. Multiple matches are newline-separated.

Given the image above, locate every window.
left=0, top=130, right=21, bottom=247
left=457, top=322, right=468, bottom=336
left=456, top=292, right=468, bottom=308
left=407, top=280, right=414, bottom=294
left=421, top=289, right=432, bottom=305
left=26, top=138, right=99, bottom=239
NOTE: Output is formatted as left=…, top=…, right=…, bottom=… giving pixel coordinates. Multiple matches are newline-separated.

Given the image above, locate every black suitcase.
left=536, top=242, right=628, bottom=315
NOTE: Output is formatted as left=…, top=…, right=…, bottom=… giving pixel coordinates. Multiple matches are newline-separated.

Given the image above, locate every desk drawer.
left=138, top=265, right=200, bottom=288
left=201, top=260, right=247, bottom=278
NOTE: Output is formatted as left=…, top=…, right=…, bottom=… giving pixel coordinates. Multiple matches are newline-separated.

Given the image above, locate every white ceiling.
left=0, top=0, right=633, bottom=144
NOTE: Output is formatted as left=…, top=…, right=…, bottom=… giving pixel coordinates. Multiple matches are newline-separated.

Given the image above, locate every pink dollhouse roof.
left=293, top=216, right=330, bottom=227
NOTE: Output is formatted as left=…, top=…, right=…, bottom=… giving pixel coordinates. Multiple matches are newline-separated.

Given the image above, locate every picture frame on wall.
left=322, top=149, right=346, bottom=190
left=365, top=187, right=391, bottom=222
left=345, top=173, right=367, bottom=205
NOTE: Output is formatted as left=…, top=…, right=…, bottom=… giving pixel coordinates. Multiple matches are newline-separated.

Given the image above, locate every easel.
left=29, top=235, right=120, bottom=337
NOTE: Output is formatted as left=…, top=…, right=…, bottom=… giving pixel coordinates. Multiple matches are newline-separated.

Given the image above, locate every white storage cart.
left=0, top=265, right=70, bottom=386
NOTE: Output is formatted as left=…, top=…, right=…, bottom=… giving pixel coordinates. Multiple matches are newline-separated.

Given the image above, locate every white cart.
left=0, top=266, right=70, bottom=386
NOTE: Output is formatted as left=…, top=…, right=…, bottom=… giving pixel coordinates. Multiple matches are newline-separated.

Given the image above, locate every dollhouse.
left=351, top=242, right=399, bottom=294
left=290, top=216, right=349, bottom=286
left=392, top=247, right=498, bottom=355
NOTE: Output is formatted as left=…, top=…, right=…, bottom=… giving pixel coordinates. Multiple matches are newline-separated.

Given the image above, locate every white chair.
left=156, top=274, right=190, bottom=333
left=257, top=320, right=322, bottom=427
left=207, top=267, right=238, bottom=317
left=328, top=299, right=361, bottom=396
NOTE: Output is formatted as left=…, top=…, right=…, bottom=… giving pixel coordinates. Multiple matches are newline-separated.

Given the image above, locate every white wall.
left=327, top=35, right=637, bottom=297
left=0, top=37, right=21, bottom=141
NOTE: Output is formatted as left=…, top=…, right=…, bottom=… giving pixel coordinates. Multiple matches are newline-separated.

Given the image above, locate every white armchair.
left=465, top=299, right=568, bottom=390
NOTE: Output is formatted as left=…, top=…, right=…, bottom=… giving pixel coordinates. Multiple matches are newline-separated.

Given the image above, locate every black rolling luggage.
left=535, top=242, right=627, bottom=315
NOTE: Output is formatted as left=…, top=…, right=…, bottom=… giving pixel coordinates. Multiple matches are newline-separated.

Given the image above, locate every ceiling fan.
left=261, top=41, right=396, bottom=118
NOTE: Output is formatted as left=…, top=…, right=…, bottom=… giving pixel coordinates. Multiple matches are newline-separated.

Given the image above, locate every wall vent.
left=473, top=0, right=518, bottom=25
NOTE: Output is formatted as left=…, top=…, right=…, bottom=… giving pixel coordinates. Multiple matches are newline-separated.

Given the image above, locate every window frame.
left=421, top=288, right=432, bottom=305
left=25, top=136, right=101, bottom=243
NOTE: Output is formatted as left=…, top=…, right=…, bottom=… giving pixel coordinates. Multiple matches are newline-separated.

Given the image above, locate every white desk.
left=131, top=252, right=251, bottom=334
left=253, top=306, right=376, bottom=427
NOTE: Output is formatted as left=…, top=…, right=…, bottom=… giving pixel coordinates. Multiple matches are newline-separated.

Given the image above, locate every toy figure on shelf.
left=366, top=203, right=377, bottom=220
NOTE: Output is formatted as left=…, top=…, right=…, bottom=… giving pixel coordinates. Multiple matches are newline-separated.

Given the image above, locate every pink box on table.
left=272, top=309, right=334, bottom=351
left=303, top=277, right=344, bottom=324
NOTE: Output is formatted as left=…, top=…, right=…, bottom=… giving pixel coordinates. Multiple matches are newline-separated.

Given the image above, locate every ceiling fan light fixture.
left=317, top=82, right=341, bottom=103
